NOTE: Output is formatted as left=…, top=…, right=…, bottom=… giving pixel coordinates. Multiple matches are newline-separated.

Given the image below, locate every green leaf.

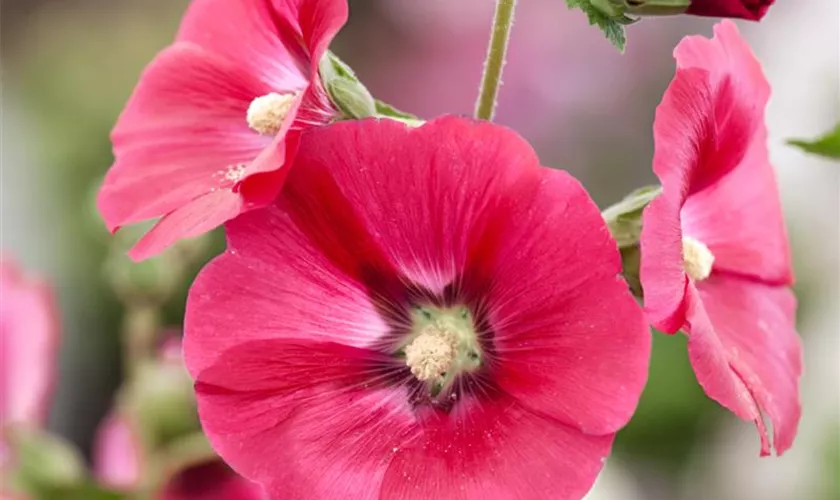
left=41, top=483, right=126, bottom=500
left=566, top=0, right=628, bottom=51
left=788, top=123, right=840, bottom=159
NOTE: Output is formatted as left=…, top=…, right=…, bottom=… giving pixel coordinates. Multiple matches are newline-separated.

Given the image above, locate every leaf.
left=41, top=483, right=126, bottom=500
left=566, top=0, right=629, bottom=52
left=788, top=123, right=840, bottom=160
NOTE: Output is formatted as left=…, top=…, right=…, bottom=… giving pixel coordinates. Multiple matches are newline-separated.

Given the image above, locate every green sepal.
left=788, top=123, right=840, bottom=160
left=602, top=185, right=662, bottom=299
left=602, top=185, right=662, bottom=248
left=623, top=0, right=691, bottom=16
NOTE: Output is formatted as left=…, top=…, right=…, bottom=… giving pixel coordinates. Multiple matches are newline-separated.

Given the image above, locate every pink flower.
left=640, top=21, right=801, bottom=455
left=93, top=413, right=144, bottom=490
left=184, top=117, right=651, bottom=498
left=97, top=0, right=348, bottom=261
left=0, top=258, right=58, bottom=428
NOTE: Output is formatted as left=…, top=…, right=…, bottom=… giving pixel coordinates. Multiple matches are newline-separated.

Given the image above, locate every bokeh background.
left=1, top=0, right=838, bottom=498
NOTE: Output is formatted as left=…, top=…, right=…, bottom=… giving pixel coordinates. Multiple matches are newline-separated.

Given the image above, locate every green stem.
left=474, top=0, right=517, bottom=121
left=122, top=304, right=161, bottom=374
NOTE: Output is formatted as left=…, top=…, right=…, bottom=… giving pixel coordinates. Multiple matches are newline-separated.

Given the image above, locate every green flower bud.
left=3, top=425, right=86, bottom=492
left=125, top=352, right=198, bottom=447
left=320, top=52, right=376, bottom=119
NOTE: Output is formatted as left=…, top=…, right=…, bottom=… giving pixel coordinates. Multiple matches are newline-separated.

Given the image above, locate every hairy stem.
left=474, top=0, right=517, bottom=121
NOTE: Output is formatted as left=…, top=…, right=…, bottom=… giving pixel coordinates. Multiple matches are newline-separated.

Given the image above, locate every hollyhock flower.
left=640, top=21, right=801, bottom=455
left=184, top=116, right=651, bottom=498
left=97, top=0, right=349, bottom=261
left=685, top=0, right=774, bottom=21
left=0, top=258, right=58, bottom=430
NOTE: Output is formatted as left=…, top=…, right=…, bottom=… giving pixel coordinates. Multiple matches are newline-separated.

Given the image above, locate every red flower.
left=686, top=0, right=774, bottom=21
left=184, top=117, right=651, bottom=498
left=640, top=21, right=801, bottom=456
left=0, top=258, right=58, bottom=427
left=97, top=0, right=348, bottom=261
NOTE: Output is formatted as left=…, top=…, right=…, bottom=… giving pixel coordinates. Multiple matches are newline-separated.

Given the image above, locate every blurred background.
left=1, top=0, right=838, bottom=498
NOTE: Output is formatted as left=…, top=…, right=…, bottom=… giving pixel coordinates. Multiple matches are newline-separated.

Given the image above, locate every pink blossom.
left=0, top=258, right=58, bottom=428
left=184, top=117, right=651, bottom=498
left=93, top=412, right=144, bottom=490
left=97, top=0, right=348, bottom=261
left=640, top=21, right=801, bottom=456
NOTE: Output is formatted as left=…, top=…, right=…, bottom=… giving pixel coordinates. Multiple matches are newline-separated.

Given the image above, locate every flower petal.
left=93, top=413, right=143, bottom=490
left=685, top=3, right=773, bottom=25
left=183, top=199, right=393, bottom=377
left=640, top=191, right=689, bottom=333
left=686, top=275, right=801, bottom=455
left=0, top=260, right=57, bottom=426
left=161, top=460, right=264, bottom=500
left=278, top=116, right=542, bottom=295
left=100, top=44, right=270, bottom=232
left=176, top=0, right=348, bottom=87
left=639, top=66, right=716, bottom=332
left=194, top=339, right=416, bottom=498
left=480, top=169, right=651, bottom=435
left=681, top=125, right=793, bottom=285
left=675, top=21, right=771, bottom=108
left=128, top=189, right=242, bottom=262
left=671, top=21, right=769, bottom=192
left=176, top=0, right=306, bottom=89
left=380, top=396, right=614, bottom=500
left=294, top=0, right=351, bottom=69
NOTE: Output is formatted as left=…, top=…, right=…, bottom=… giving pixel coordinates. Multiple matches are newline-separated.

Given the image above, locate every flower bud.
left=320, top=52, right=376, bottom=119
left=3, top=425, right=86, bottom=492
left=602, top=185, right=661, bottom=298
left=683, top=0, right=774, bottom=20
left=103, top=224, right=184, bottom=306
left=593, top=0, right=773, bottom=20
left=125, top=348, right=198, bottom=447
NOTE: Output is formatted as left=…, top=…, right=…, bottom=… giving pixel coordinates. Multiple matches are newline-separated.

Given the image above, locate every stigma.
left=403, top=305, right=482, bottom=389
left=682, top=236, right=715, bottom=281
left=246, top=92, right=298, bottom=136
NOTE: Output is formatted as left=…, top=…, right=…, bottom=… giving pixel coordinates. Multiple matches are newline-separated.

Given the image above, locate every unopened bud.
left=127, top=354, right=198, bottom=447
left=320, top=52, right=376, bottom=119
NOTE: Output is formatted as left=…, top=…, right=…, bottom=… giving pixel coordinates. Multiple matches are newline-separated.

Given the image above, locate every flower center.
left=246, top=92, right=298, bottom=136
left=682, top=236, right=715, bottom=281
left=403, top=305, right=482, bottom=390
